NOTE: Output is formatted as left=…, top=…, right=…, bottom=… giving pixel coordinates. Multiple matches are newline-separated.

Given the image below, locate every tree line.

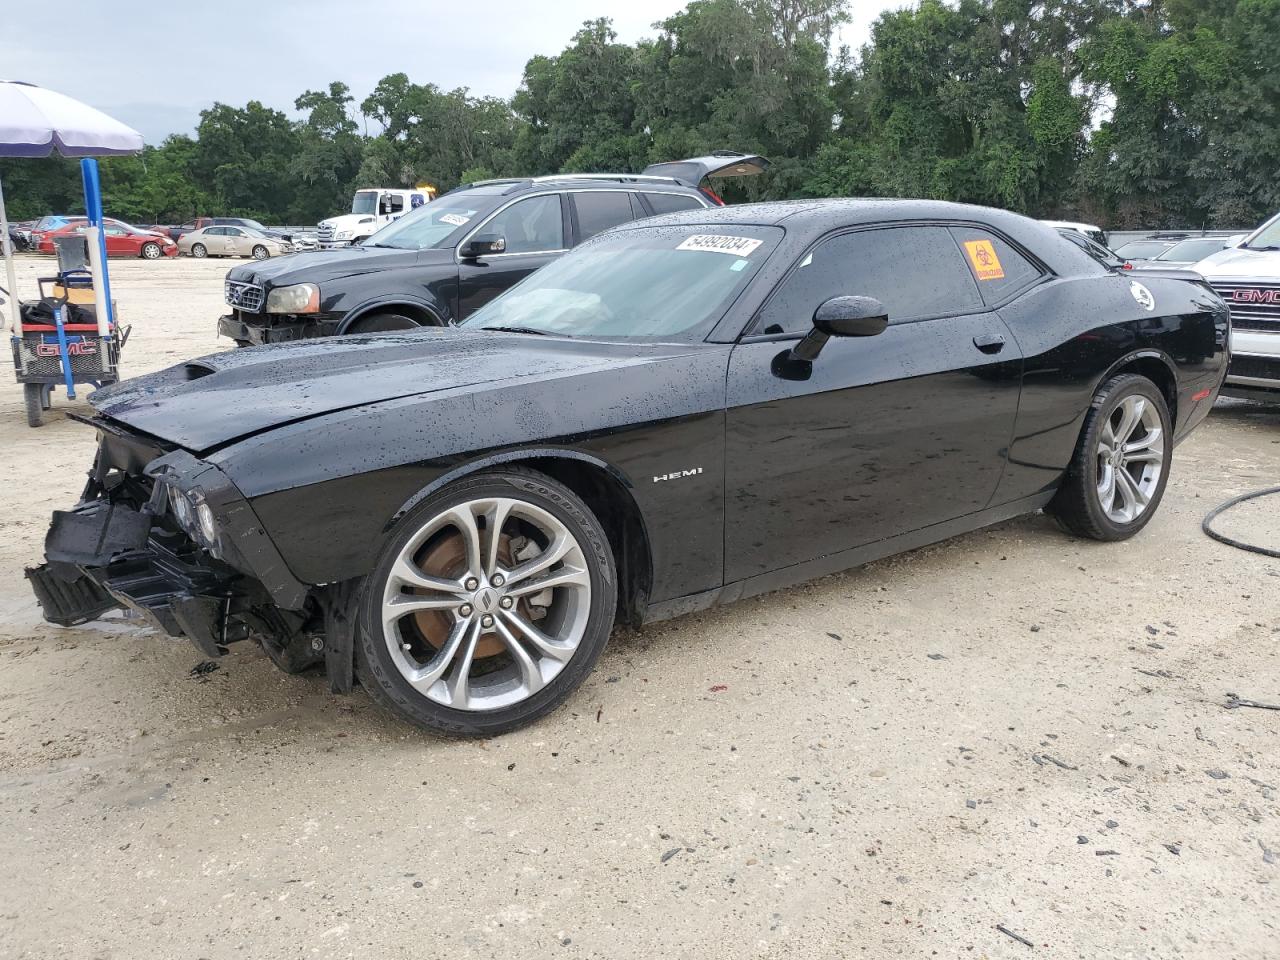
left=3, top=0, right=1276, bottom=230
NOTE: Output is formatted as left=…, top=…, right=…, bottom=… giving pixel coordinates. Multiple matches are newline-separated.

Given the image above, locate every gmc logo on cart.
left=35, top=339, right=97, bottom=357
left=1232, top=289, right=1280, bottom=304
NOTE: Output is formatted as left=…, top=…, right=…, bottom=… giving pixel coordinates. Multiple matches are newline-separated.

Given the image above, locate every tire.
left=251, top=245, right=269, bottom=260
left=191, top=243, right=207, bottom=258
left=141, top=241, right=161, bottom=260
left=346, top=311, right=420, bottom=335
left=23, top=383, right=43, bottom=428
left=1048, top=373, right=1172, bottom=541
left=355, top=467, right=617, bottom=736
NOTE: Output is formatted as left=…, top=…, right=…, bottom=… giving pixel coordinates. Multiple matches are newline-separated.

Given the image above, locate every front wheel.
left=140, top=242, right=161, bottom=260
left=251, top=244, right=269, bottom=260
left=356, top=468, right=617, bottom=736
left=346, top=311, right=420, bottom=335
left=1049, top=373, right=1172, bottom=541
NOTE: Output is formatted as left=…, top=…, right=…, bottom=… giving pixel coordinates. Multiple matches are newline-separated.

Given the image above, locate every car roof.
left=615, top=198, right=1100, bottom=276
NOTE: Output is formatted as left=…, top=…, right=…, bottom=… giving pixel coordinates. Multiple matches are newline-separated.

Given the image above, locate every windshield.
left=1114, top=240, right=1175, bottom=259
left=1156, top=238, right=1226, bottom=262
left=352, top=191, right=378, bottom=215
left=240, top=219, right=268, bottom=232
left=362, top=189, right=505, bottom=250
left=462, top=225, right=781, bottom=340
left=1244, top=213, right=1280, bottom=251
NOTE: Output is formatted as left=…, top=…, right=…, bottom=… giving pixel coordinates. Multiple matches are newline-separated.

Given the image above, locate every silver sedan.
left=180, top=225, right=293, bottom=260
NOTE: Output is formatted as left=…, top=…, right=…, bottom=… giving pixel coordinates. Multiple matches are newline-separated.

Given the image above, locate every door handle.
left=973, top=333, right=1006, bottom=354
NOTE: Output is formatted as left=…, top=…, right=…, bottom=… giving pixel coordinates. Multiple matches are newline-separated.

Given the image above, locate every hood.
left=320, top=214, right=377, bottom=230
left=226, top=245, right=448, bottom=287
left=89, top=328, right=689, bottom=452
left=1194, top=246, right=1280, bottom=281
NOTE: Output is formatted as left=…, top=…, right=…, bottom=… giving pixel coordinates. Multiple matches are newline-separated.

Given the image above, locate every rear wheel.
left=356, top=468, right=616, bottom=736
left=190, top=243, right=207, bottom=258
left=346, top=311, right=420, bottom=335
left=251, top=244, right=269, bottom=260
left=1049, top=374, right=1172, bottom=541
left=23, top=383, right=43, bottom=428
left=140, top=241, right=161, bottom=260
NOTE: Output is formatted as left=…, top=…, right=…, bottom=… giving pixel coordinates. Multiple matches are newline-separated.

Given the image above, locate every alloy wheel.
left=379, top=496, right=592, bottom=712
left=1095, top=394, right=1164, bottom=524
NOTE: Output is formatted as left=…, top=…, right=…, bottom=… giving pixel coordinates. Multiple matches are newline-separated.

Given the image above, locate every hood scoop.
left=184, top=362, right=216, bottom=380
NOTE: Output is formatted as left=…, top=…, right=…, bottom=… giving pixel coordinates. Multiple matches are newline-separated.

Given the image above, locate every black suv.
left=217, top=153, right=766, bottom=345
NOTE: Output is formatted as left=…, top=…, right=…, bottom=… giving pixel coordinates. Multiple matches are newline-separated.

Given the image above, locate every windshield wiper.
left=481, top=325, right=551, bottom=336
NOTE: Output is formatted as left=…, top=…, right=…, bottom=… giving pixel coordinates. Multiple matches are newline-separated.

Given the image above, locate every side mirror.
left=460, top=234, right=507, bottom=259
left=791, top=296, right=887, bottom=362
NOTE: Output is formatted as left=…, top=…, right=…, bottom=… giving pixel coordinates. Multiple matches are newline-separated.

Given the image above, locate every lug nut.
left=481, top=614, right=494, bottom=628
left=499, top=596, right=514, bottom=609
left=459, top=603, right=473, bottom=617
left=491, top=573, right=505, bottom=587
left=464, top=577, right=479, bottom=591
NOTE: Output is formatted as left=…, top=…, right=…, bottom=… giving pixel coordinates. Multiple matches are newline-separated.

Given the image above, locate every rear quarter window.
left=947, top=226, right=1043, bottom=305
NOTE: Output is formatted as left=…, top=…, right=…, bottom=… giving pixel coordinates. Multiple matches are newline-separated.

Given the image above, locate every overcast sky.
left=1, top=1, right=903, bottom=144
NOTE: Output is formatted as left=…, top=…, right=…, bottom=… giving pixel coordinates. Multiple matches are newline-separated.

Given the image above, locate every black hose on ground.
left=1202, top=485, right=1280, bottom=559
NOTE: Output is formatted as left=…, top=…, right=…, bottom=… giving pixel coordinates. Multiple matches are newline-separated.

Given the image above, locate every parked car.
left=1041, top=219, right=1107, bottom=246
left=179, top=225, right=294, bottom=260
left=1056, top=229, right=1131, bottom=271
left=217, top=154, right=767, bottom=347
left=27, top=214, right=80, bottom=247
left=152, top=217, right=291, bottom=243
left=1112, top=238, right=1182, bottom=263
left=29, top=199, right=1228, bottom=735
left=36, top=218, right=177, bottom=259
left=1193, top=210, right=1280, bottom=401
left=1130, top=236, right=1233, bottom=270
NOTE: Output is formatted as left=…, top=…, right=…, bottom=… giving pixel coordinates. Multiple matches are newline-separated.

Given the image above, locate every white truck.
left=1193, top=210, right=1280, bottom=402
left=316, top=186, right=436, bottom=248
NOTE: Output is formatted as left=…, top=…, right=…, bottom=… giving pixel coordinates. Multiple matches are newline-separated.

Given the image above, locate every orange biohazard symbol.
left=963, top=239, right=1005, bottom=281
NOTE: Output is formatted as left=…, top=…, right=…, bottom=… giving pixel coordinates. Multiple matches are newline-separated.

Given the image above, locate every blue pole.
left=54, top=304, right=76, bottom=400
left=79, top=158, right=116, bottom=332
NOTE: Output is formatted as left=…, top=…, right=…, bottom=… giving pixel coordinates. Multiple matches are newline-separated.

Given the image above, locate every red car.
left=36, top=218, right=178, bottom=260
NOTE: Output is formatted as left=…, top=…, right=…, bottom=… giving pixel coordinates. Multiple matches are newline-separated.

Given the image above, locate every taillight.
left=700, top=186, right=725, bottom=206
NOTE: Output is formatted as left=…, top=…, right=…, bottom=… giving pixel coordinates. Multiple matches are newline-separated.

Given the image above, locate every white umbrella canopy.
left=0, top=80, right=143, bottom=157
left=0, top=80, right=143, bottom=333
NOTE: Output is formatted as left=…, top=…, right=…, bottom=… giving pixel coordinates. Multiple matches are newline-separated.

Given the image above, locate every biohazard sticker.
left=675, top=234, right=763, bottom=256
left=963, top=239, right=1005, bottom=281
left=439, top=213, right=471, bottom=226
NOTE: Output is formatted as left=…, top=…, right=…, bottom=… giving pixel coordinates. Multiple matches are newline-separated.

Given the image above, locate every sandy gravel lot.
left=0, top=255, right=1277, bottom=959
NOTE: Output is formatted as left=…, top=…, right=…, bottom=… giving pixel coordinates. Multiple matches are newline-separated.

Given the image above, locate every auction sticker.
left=440, top=213, right=471, bottom=226
left=963, top=239, right=1005, bottom=281
left=676, top=234, right=763, bottom=256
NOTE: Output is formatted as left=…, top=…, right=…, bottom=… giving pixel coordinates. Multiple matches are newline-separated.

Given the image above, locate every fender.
left=383, top=446, right=643, bottom=533
left=337, top=295, right=448, bottom=333
left=1092, top=346, right=1180, bottom=420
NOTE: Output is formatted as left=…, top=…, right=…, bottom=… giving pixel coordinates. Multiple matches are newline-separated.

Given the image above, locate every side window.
left=206, top=227, right=225, bottom=236
left=948, top=226, right=1042, bottom=304
left=753, top=226, right=983, bottom=335
left=483, top=195, right=564, bottom=254
left=643, top=192, right=703, bottom=215
left=225, top=227, right=243, bottom=238
left=572, top=191, right=637, bottom=243
left=387, top=194, right=405, bottom=214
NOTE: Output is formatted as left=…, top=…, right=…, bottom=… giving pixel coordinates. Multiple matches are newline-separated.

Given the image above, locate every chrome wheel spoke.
left=1124, top=429, right=1163, bottom=463
left=389, top=555, right=464, bottom=595
left=493, top=618, right=546, bottom=694
left=444, top=505, right=485, bottom=580
left=1113, top=396, right=1145, bottom=445
left=501, top=608, right=575, bottom=663
left=506, top=564, right=590, bottom=598
left=406, top=618, right=473, bottom=691
left=444, top=619, right=484, bottom=709
left=481, top=499, right=514, bottom=577
left=503, top=532, right=575, bottom=587
left=1097, top=464, right=1116, bottom=511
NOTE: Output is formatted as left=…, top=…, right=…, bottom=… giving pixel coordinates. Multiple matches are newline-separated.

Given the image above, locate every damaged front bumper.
left=27, top=424, right=312, bottom=659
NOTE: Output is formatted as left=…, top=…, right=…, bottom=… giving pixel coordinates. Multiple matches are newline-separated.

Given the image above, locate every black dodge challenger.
left=28, top=200, right=1229, bottom=735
